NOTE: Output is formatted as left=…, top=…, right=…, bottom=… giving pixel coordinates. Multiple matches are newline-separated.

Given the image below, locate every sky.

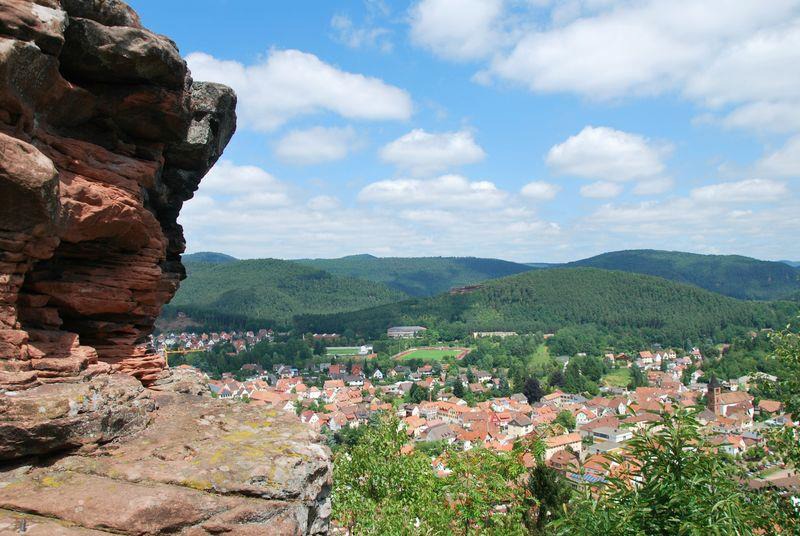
left=129, top=0, right=800, bottom=263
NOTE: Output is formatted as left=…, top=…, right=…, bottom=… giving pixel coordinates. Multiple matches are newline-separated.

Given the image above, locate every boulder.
left=0, top=394, right=332, bottom=535
left=0, top=0, right=67, bottom=56
left=0, top=373, right=153, bottom=460
left=0, top=133, right=59, bottom=232
left=60, top=0, right=142, bottom=28
left=148, top=366, right=210, bottom=396
left=60, top=17, right=186, bottom=89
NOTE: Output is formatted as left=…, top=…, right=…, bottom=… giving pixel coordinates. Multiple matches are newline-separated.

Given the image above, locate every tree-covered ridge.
left=182, top=251, right=238, bottom=264
left=294, top=254, right=536, bottom=296
left=296, top=268, right=796, bottom=348
left=164, top=258, right=408, bottom=329
left=568, top=249, right=800, bottom=300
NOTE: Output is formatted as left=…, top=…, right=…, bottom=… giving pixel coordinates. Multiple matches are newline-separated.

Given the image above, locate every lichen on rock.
left=0, top=1, right=331, bottom=533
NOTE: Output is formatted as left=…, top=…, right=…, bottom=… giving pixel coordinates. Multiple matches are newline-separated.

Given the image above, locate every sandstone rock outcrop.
left=0, top=2, right=333, bottom=534
left=0, top=0, right=236, bottom=389
left=0, top=372, right=153, bottom=460
left=0, top=391, right=332, bottom=535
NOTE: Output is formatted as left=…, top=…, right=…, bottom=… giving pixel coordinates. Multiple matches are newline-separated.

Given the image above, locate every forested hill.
left=566, top=250, right=800, bottom=300
left=294, top=254, right=535, bottom=296
left=162, top=258, right=408, bottom=330
left=183, top=251, right=238, bottom=264
left=295, top=268, right=796, bottom=348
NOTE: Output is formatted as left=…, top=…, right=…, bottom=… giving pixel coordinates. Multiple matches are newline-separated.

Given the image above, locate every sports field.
left=326, top=347, right=360, bottom=356
left=393, top=347, right=470, bottom=361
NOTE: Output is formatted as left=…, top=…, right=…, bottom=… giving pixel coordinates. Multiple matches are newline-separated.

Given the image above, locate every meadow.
left=326, top=347, right=361, bottom=356
left=602, top=367, right=632, bottom=388
left=393, top=347, right=470, bottom=361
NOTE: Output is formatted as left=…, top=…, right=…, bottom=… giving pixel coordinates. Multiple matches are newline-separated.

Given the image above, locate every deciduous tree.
left=523, top=377, right=545, bottom=404
left=552, top=408, right=778, bottom=535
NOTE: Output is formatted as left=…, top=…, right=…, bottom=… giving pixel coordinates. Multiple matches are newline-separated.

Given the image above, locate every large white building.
left=387, top=326, right=427, bottom=339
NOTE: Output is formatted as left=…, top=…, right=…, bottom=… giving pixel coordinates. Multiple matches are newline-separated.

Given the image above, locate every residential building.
left=544, top=432, right=582, bottom=461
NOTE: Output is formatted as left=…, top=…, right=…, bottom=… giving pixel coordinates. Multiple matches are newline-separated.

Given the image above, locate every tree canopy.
left=162, top=258, right=407, bottom=330
left=297, top=268, right=796, bottom=351
left=552, top=407, right=785, bottom=535
left=569, top=249, right=800, bottom=300
left=295, top=254, right=534, bottom=297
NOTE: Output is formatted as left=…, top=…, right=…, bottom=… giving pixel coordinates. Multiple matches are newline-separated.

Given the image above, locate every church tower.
left=707, top=375, right=721, bottom=415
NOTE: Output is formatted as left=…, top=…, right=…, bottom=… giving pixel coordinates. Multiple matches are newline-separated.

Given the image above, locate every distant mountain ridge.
left=162, top=258, right=408, bottom=330
left=164, top=249, right=800, bottom=332
left=780, top=260, right=800, bottom=268
left=295, top=267, right=794, bottom=346
left=183, top=251, right=238, bottom=264
left=523, top=262, right=560, bottom=269
left=295, top=254, right=535, bottom=297
left=566, top=250, right=800, bottom=301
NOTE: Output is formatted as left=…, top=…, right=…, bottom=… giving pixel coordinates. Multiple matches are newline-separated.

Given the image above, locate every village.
left=166, top=333, right=797, bottom=496
left=151, top=327, right=276, bottom=355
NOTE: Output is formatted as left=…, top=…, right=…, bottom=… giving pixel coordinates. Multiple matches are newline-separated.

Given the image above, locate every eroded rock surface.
left=0, top=372, right=153, bottom=461
left=0, top=1, right=333, bottom=534
left=0, top=392, right=332, bottom=535
left=0, top=0, right=236, bottom=389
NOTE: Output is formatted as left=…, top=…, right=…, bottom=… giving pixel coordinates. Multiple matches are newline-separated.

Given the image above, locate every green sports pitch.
left=393, top=348, right=469, bottom=361
left=326, top=347, right=361, bottom=356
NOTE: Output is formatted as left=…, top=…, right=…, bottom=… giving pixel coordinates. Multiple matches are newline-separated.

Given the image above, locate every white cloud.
left=186, top=49, right=413, bottom=131
left=462, top=1, right=800, bottom=137
left=546, top=0, right=620, bottom=25
left=182, top=162, right=797, bottom=263
left=358, top=174, right=506, bottom=208
left=633, top=177, right=674, bottom=195
left=379, top=128, right=486, bottom=174
left=331, top=14, right=393, bottom=52
left=409, top=0, right=507, bottom=61
left=181, top=162, right=563, bottom=260
left=520, top=181, right=560, bottom=200
left=546, top=126, right=669, bottom=181
left=580, top=181, right=623, bottom=198
left=274, top=126, right=362, bottom=165
left=684, top=20, right=800, bottom=133
left=719, top=101, right=800, bottom=133
left=582, top=187, right=800, bottom=261
left=487, top=0, right=797, bottom=99
left=757, top=135, right=800, bottom=178
left=690, top=179, right=788, bottom=203
left=200, top=160, right=287, bottom=197
left=307, top=195, right=342, bottom=211
left=400, top=208, right=459, bottom=225
left=183, top=162, right=420, bottom=258
left=228, top=191, right=292, bottom=209
left=684, top=20, right=800, bottom=108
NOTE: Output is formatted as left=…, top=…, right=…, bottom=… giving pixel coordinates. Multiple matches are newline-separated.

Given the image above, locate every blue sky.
left=129, top=0, right=800, bottom=262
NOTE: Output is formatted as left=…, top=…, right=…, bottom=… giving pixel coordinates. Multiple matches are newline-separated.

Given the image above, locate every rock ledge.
left=0, top=392, right=332, bottom=535
left=0, top=1, right=332, bottom=533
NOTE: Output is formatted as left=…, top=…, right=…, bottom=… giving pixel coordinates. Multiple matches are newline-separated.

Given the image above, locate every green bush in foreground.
left=332, top=415, right=528, bottom=535
left=552, top=407, right=790, bottom=536
left=333, top=408, right=797, bottom=535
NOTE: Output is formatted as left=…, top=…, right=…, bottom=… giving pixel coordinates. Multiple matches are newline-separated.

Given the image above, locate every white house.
left=591, top=426, right=633, bottom=444
left=507, top=414, right=534, bottom=438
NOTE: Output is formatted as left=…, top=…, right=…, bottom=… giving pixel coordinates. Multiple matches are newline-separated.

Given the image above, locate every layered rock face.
left=0, top=2, right=333, bottom=534
left=0, top=390, right=332, bottom=535
left=0, top=0, right=236, bottom=389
